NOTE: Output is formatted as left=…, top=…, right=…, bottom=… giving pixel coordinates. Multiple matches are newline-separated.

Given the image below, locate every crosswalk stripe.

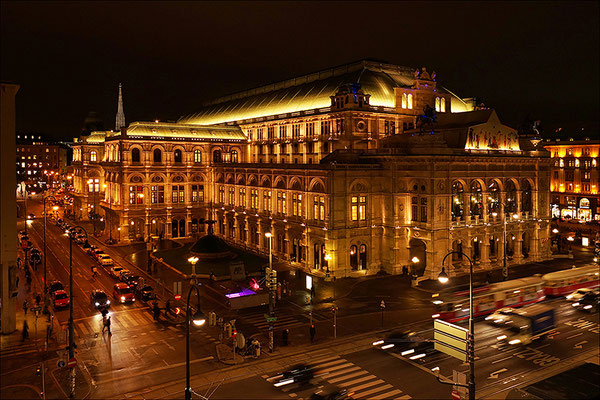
left=353, top=383, right=393, bottom=398
left=328, top=370, right=369, bottom=384
left=78, top=321, right=90, bottom=335
left=320, top=362, right=355, bottom=373
left=347, top=379, right=385, bottom=393
left=138, top=312, right=153, bottom=324
left=322, top=366, right=361, bottom=379
left=365, top=389, right=403, bottom=400
left=340, top=375, right=379, bottom=389
left=311, top=355, right=341, bottom=364
left=394, top=395, right=411, bottom=400
left=315, top=358, right=348, bottom=369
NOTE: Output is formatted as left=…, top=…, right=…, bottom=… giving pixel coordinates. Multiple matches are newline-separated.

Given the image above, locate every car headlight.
left=106, top=300, right=110, bottom=305
left=508, top=339, right=521, bottom=345
left=121, top=296, right=126, bottom=302
left=95, top=302, right=99, bottom=306
left=566, top=295, right=573, bottom=299
left=572, top=302, right=580, bottom=307
left=132, top=298, right=135, bottom=302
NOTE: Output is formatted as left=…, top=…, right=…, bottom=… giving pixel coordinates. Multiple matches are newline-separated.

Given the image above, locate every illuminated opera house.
left=71, top=60, right=553, bottom=280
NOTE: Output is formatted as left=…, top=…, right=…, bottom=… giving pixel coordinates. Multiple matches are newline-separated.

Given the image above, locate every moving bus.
left=542, top=265, right=600, bottom=297
left=432, top=277, right=545, bottom=322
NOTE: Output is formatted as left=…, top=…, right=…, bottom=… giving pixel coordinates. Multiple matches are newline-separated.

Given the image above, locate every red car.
left=53, top=290, right=70, bottom=308
left=113, top=283, right=135, bottom=303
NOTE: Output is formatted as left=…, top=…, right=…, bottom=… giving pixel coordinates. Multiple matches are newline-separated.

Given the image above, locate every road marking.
left=574, top=340, right=588, bottom=349
left=355, top=383, right=394, bottom=398
left=566, top=332, right=583, bottom=339
left=347, top=378, right=385, bottom=392
left=322, top=366, right=361, bottom=379
left=328, top=370, right=368, bottom=384
left=488, top=368, right=508, bottom=379
left=366, top=389, right=403, bottom=400
left=394, top=395, right=412, bottom=400
left=492, top=356, right=512, bottom=364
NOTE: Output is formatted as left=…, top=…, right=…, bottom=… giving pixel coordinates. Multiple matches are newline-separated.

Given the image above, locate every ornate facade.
left=71, top=60, right=552, bottom=279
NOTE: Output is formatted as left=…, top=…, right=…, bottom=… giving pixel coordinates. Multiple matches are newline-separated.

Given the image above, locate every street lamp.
left=184, top=282, right=205, bottom=400
left=438, top=251, right=475, bottom=400
left=324, top=253, right=332, bottom=277
left=42, top=195, right=57, bottom=314
left=264, top=231, right=275, bottom=352
left=65, top=225, right=87, bottom=399
left=188, top=256, right=199, bottom=276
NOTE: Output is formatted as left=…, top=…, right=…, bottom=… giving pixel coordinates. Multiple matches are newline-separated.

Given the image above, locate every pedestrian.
left=22, top=320, right=29, bottom=342
left=35, top=294, right=41, bottom=306
left=165, top=299, right=171, bottom=316
left=276, top=283, right=282, bottom=301
left=309, top=324, right=316, bottom=344
left=102, top=316, right=112, bottom=335
left=23, top=299, right=28, bottom=315
left=153, top=301, right=160, bottom=321
left=282, top=328, right=289, bottom=346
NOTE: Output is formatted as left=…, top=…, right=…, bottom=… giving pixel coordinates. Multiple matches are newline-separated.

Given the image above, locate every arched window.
left=153, top=148, right=162, bottom=163
left=451, top=181, right=464, bottom=221
left=359, top=244, right=367, bottom=269
left=179, top=219, right=186, bottom=237
left=473, top=237, right=481, bottom=261
left=174, top=149, right=182, bottom=164
left=487, top=180, right=500, bottom=215
left=171, top=219, right=179, bottom=238
left=402, top=93, right=407, bottom=109
left=90, top=151, right=97, bottom=162
left=470, top=181, right=483, bottom=216
left=407, top=94, right=413, bottom=109
left=194, top=149, right=202, bottom=163
left=505, top=180, right=517, bottom=214
left=350, top=245, right=358, bottom=270
left=521, top=180, right=532, bottom=214
left=435, top=97, right=440, bottom=112
left=213, top=150, right=222, bottom=163
left=131, top=148, right=141, bottom=163
left=440, top=98, right=446, bottom=112
left=231, top=150, right=238, bottom=163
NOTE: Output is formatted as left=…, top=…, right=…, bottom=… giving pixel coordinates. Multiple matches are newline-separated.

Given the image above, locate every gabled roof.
left=178, top=60, right=471, bottom=125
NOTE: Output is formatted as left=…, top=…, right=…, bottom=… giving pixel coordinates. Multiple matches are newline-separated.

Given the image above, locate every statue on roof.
left=420, top=67, right=432, bottom=81
left=414, top=69, right=420, bottom=80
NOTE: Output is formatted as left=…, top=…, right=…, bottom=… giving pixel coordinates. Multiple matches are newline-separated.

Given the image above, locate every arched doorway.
left=128, top=218, right=144, bottom=241
left=409, top=238, right=426, bottom=276
left=179, top=219, right=186, bottom=238
left=359, top=244, right=367, bottom=270
left=172, top=218, right=179, bottom=238
left=350, top=245, right=358, bottom=270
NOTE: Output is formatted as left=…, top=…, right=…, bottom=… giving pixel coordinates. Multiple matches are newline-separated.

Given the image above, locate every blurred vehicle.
left=98, top=254, right=114, bottom=267
left=18, top=230, right=27, bottom=240
left=372, top=329, right=419, bottom=353
left=497, top=304, right=556, bottom=346
left=566, top=288, right=597, bottom=302
left=48, top=280, right=64, bottom=296
left=485, top=307, right=517, bottom=324
left=109, top=266, right=124, bottom=278
left=90, top=290, right=111, bottom=309
left=272, top=364, right=314, bottom=387
left=543, top=265, right=599, bottom=297
left=27, top=213, right=36, bottom=220
left=572, top=292, right=600, bottom=313
left=310, top=386, right=351, bottom=400
left=113, top=283, right=135, bottom=303
left=52, top=290, right=70, bottom=308
left=136, top=285, right=155, bottom=301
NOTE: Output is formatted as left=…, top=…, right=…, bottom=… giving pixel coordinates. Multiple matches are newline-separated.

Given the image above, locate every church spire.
left=115, top=83, right=125, bottom=131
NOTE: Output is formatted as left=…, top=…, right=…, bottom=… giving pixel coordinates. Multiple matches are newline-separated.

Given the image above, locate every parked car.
left=117, top=269, right=132, bottom=281
left=92, top=248, right=106, bottom=260
left=48, top=280, right=64, bottom=297
left=124, top=275, right=141, bottom=289
left=136, top=285, right=155, bottom=301
left=98, top=254, right=114, bottom=267
left=52, top=290, right=70, bottom=308
left=109, top=266, right=124, bottom=278
left=113, top=283, right=135, bottom=303
left=87, top=245, right=98, bottom=256
left=90, top=290, right=111, bottom=309
left=75, top=234, right=87, bottom=245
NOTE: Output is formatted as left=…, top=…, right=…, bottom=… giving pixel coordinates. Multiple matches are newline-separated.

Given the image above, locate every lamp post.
left=184, top=282, right=206, bottom=400
left=42, top=194, right=57, bottom=313
left=492, top=211, right=520, bottom=281
left=324, top=253, right=331, bottom=278
left=264, top=232, right=275, bottom=353
left=117, top=227, right=121, bottom=242
left=438, top=251, right=475, bottom=400
left=65, top=225, right=87, bottom=399
left=188, top=256, right=199, bottom=277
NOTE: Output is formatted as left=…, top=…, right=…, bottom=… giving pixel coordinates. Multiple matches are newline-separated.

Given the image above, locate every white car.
left=98, top=255, right=114, bottom=266
left=566, top=288, right=597, bottom=302
left=109, top=266, right=124, bottom=278
left=485, top=307, right=516, bottom=324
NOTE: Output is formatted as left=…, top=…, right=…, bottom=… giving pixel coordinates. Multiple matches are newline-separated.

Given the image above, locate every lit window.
left=440, top=98, right=446, bottom=112
left=263, top=190, right=272, bottom=212
left=435, top=97, right=440, bottom=112
left=407, top=94, right=413, bottom=109
left=351, top=196, right=367, bottom=221
left=402, top=93, right=407, bottom=109
left=292, top=193, right=302, bottom=217
left=90, top=151, right=97, bottom=162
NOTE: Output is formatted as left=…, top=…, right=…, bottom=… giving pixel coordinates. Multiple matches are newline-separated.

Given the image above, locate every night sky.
left=2, top=1, right=598, bottom=140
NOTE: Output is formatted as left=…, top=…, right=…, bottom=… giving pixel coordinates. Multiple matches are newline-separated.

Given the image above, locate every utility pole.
left=68, top=232, right=74, bottom=399
left=503, top=214, right=508, bottom=281
left=265, top=232, right=275, bottom=353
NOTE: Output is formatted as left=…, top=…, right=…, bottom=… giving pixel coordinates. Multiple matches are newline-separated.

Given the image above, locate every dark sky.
left=2, top=1, right=598, bottom=140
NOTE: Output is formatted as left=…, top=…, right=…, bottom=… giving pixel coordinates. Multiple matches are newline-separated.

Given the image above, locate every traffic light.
left=35, top=366, right=41, bottom=376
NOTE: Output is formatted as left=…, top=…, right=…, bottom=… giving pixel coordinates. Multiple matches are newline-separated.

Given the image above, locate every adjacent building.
left=71, top=61, right=553, bottom=280
left=544, top=137, right=600, bottom=221
left=16, top=134, right=68, bottom=192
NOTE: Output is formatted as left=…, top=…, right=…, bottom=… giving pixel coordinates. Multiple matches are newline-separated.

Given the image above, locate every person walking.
left=23, top=299, right=29, bottom=315
left=309, top=324, right=316, bottom=344
left=282, top=328, right=289, bottom=346
left=22, top=320, right=29, bottom=342
left=165, top=299, right=171, bottom=316
left=102, top=316, right=112, bottom=335
left=153, top=301, right=160, bottom=321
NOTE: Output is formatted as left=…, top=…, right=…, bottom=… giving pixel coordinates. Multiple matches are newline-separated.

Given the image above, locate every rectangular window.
left=228, top=187, right=235, bottom=205
left=268, top=126, right=275, bottom=140
left=151, top=185, right=164, bottom=204
left=191, top=185, right=204, bottom=203
left=292, top=124, right=300, bottom=139
left=129, top=185, right=143, bottom=204
left=351, top=196, right=366, bottom=221
left=172, top=185, right=184, bottom=203
left=239, top=188, right=246, bottom=207
left=279, top=125, right=287, bottom=139
left=263, top=190, right=272, bottom=212
left=566, top=171, right=574, bottom=181
left=292, top=193, right=302, bottom=217
left=553, top=171, right=559, bottom=179
left=583, top=171, right=591, bottom=181
left=250, top=189, right=258, bottom=210
left=420, top=197, right=427, bottom=222
left=218, top=186, right=225, bottom=203
left=258, top=128, right=264, bottom=140
left=320, top=120, right=331, bottom=136
left=411, top=197, right=418, bottom=221
left=314, top=196, right=325, bottom=221
left=306, top=122, right=315, bottom=137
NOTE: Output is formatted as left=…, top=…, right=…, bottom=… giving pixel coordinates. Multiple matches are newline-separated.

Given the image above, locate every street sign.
left=451, top=389, right=461, bottom=400
left=434, top=319, right=468, bottom=361
left=67, top=358, right=77, bottom=368
left=57, top=360, right=65, bottom=368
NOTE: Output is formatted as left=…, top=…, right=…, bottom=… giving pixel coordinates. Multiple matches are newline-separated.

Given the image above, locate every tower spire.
left=115, top=83, right=125, bottom=131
